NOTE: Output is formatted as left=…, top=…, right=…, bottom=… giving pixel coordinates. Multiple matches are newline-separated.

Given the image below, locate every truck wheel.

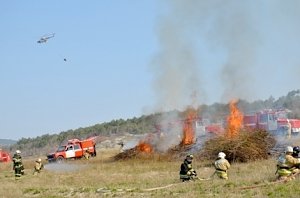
left=57, top=156, right=64, bottom=163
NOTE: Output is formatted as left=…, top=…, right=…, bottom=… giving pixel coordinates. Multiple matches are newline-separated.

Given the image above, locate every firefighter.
left=12, top=150, right=24, bottom=179
left=84, top=148, right=91, bottom=159
left=286, top=120, right=292, bottom=139
left=33, top=158, right=44, bottom=175
left=292, top=146, right=300, bottom=168
left=214, top=152, right=230, bottom=180
left=179, top=154, right=197, bottom=182
left=276, top=146, right=300, bottom=181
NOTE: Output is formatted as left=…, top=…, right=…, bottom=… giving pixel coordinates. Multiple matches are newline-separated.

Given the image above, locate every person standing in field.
left=33, top=158, right=44, bottom=175
left=12, top=150, right=24, bottom=179
left=276, top=146, right=300, bottom=181
left=84, top=148, right=91, bottom=159
left=286, top=120, right=292, bottom=139
left=214, top=152, right=230, bottom=180
left=179, top=154, right=197, bottom=182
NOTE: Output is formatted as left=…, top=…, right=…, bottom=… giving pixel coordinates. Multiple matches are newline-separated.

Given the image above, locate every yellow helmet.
left=285, top=146, right=293, bottom=153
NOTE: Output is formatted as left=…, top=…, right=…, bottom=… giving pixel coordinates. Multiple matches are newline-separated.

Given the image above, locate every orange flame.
left=137, top=141, right=153, bottom=153
left=181, top=108, right=197, bottom=145
left=226, top=99, right=243, bottom=138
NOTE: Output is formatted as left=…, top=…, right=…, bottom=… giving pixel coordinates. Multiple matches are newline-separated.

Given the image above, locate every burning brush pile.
left=114, top=100, right=276, bottom=162
left=114, top=108, right=199, bottom=161
left=200, top=100, right=276, bottom=162
left=113, top=141, right=155, bottom=160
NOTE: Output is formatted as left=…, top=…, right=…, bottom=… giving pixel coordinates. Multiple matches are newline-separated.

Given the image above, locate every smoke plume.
left=151, top=0, right=300, bottom=107
left=144, top=0, right=300, bottom=152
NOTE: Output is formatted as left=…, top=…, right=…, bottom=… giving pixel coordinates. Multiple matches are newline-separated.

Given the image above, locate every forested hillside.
left=0, top=139, right=16, bottom=146
left=8, top=90, right=300, bottom=156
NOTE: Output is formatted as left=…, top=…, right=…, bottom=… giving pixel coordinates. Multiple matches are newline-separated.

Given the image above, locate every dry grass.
left=1, top=148, right=300, bottom=198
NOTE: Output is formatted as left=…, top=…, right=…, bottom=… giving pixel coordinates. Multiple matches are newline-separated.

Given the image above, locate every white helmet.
left=218, top=152, right=226, bottom=159
left=16, top=150, right=21, bottom=154
left=37, top=158, right=42, bottom=162
left=285, top=146, right=293, bottom=153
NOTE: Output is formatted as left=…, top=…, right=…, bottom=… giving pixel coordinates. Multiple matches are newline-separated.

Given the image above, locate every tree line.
left=8, top=90, right=300, bottom=156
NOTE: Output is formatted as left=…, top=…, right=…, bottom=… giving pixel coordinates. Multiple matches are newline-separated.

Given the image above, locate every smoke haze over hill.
left=151, top=0, right=300, bottom=112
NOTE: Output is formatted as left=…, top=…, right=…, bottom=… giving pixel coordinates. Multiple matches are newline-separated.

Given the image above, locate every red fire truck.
left=0, top=149, right=11, bottom=163
left=47, top=138, right=96, bottom=162
left=243, top=109, right=300, bottom=135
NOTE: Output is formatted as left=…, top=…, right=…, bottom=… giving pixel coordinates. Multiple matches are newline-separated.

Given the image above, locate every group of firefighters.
left=179, top=152, right=230, bottom=181
left=11, top=145, right=300, bottom=182
left=179, top=145, right=300, bottom=182
left=276, top=145, right=300, bottom=181
left=11, top=148, right=92, bottom=180
left=12, top=150, right=44, bottom=180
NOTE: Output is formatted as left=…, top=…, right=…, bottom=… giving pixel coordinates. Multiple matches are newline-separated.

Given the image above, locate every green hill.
left=0, top=139, right=17, bottom=146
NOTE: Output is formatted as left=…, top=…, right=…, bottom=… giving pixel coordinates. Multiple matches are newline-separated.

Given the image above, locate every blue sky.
left=1, top=1, right=300, bottom=140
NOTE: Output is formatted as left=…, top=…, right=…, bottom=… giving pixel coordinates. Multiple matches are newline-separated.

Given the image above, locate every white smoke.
left=44, top=163, right=86, bottom=173
left=153, top=113, right=182, bottom=152
left=150, top=0, right=300, bottom=107
left=146, top=0, right=300, bottom=152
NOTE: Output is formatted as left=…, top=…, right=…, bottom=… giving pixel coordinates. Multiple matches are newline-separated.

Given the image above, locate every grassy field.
left=1, top=149, right=300, bottom=198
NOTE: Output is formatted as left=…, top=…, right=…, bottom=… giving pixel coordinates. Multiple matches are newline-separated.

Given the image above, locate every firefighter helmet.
left=285, top=146, right=293, bottom=153
left=186, top=154, right=193, bottom=162
left=293, top=146, right=300, bottom=154
left=218, top=152, right=226, bottom=159
left=186, top=154, right=193, bottom=159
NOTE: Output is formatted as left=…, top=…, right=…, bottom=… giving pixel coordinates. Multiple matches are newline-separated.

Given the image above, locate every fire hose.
left=143, top=170, right=298, bottom=192
left=143, top=173, right=215, bottom=192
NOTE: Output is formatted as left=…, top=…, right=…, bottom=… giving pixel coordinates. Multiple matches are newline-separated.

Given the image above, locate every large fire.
left=226, top=99, right=243, bottom=138
left=136, top=141, right=153, bottom=153
left=181, top=108, right=197, bottom=145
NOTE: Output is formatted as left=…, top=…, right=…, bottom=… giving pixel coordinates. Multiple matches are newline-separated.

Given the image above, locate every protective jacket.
left=277, top=153, right=300, bottom=177
left=33, top=161, right=44, bottom=175
left=12, top=154, right=24, bottom=178
left=179, top=159, right=197, bottom=181
left=214, top=158, right=230, bottom=179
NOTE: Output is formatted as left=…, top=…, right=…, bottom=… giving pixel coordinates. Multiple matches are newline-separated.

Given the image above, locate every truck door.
left=65, top=145, right=75, bottom=158
left=267, top=114, right=277, bottom=132
left=74, top=144, right=83, bottom=157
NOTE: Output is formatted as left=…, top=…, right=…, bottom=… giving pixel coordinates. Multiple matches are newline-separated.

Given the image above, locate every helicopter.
left=37, top=33, right=55, bottom=43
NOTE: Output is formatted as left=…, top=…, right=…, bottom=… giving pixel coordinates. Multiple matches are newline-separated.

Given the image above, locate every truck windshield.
left=259, top=114, right=268, bottom=123
left=57, top=146, right=66, bottom=152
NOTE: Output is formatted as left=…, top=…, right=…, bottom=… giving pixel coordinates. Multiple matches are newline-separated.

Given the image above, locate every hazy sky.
left=1, top=1, right=300, bottom=140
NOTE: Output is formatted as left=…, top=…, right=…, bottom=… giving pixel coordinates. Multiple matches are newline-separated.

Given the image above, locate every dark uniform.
left=179, top=154, right=197, bottom=182
left=12, top=150, right=24, bottom=179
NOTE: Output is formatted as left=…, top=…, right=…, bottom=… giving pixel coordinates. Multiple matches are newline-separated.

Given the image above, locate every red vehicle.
left=204, top=124, right=224, bottom=134
left=47, top=138, right=96, bottom=162
left=0, top=149, right=11, bottom=162
left=277, top=118, right=300, bottom=134
left=243, top=109, right=300, bottom=135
